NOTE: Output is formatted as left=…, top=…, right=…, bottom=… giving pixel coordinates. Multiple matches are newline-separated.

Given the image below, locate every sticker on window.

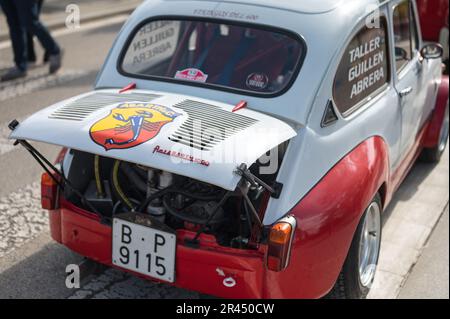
left=333, top=18, right=390, bottom=115
left=246, top=73, right=269, bottom=90
left=122, top=21, right=181, bottom=74
left=175, top=68, right=208, bottom=83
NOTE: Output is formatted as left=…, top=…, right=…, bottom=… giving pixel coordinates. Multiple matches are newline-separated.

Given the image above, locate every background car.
left=416, top=0, right=449, bottom=72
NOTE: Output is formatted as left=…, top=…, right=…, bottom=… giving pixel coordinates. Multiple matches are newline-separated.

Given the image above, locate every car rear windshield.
left=119, top=19, right=305, bottom=96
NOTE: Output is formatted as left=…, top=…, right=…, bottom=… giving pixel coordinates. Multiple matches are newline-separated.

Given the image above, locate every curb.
left=394, top=202, right=449, bottom=297
left=0, top=4, right=137, bottom=43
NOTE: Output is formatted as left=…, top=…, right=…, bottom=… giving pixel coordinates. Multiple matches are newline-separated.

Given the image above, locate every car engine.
left=62, top=145, right=287, bottom=249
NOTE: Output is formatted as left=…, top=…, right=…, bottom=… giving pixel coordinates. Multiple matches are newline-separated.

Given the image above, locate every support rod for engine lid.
left=235, top=163, right=275, bottom=194
left=8, top=120, right=100, bottom=215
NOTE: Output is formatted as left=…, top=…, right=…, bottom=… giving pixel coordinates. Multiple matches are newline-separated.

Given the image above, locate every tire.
left=420, top=102, right=449, bottom=163
left=326, top=194, right=382, bottom=299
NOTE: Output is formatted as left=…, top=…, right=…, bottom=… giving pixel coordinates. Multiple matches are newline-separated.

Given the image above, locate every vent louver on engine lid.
left=9, top=89, right=297, bottom=191
left=169, top=100, right=259, bottom=151
left=49, top=92, right=161, bottom=121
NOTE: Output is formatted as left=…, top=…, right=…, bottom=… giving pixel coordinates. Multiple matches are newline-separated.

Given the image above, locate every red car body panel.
left=423, top=76, right=449, bottom=148
left=49, top=136, right=391, bottom=298
left=51, top=201, right=267, bottom=298
left=417, top=0, right=449, bottom=42
left=266, top=136, right=390, bottom=298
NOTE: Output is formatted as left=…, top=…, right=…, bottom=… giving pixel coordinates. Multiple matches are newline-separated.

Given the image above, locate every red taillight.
left=55, top=147, right=68, bottom=164
left=41, top=172, right=58, bottom=210
left=267, top=216, right=296, bottom=272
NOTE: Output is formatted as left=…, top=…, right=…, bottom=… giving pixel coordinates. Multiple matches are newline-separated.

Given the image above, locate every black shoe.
left=0, top=67, right=27, bottom=82
left=43, top=51, right=50, bottom=64
left=28, top=59, right=37, bottom=68
left=49, top=50, right=63, bottom=74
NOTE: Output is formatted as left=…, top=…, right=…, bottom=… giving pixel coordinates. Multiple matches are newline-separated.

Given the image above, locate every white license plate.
left=112, top=218, right=176, bottom=283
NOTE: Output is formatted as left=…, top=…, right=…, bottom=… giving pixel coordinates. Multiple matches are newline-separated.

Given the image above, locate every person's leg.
left=36, top=0, right=49, bottom=63
left=27, top=0, right=46, bottom=63
left=16, top=0, right=62, bottom=73
left=37, top=0, right=43, bottom=12
left=27, top=32, right=37, bottom=63
left=16, top=0, right=60, bottom=56
left=0, top=0, right=28, bottom=71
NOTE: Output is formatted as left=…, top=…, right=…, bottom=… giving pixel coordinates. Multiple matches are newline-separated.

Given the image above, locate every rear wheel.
left=420, top=102, right=449, bottom=163
left=327, top=194, right=382, bottom=299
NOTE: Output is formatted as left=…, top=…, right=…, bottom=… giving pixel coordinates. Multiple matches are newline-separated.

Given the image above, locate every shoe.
left=28, top=59, right=37, bottom=68
left=43, top=51, right=50, bottom=64
left=49, top=50, right=63, bottom=74
left=0, top=67, right=27, bottom=82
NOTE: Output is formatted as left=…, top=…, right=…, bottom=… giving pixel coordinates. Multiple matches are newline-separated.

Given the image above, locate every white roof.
left=96, top=0, right=389, bottom=125
left=10, top=89, right=296, bottom=191
left=161, top=0, right=385, bottom=14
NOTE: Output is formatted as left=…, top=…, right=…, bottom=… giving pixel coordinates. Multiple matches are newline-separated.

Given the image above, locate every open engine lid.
left=9, top=89, right=296, bottom=190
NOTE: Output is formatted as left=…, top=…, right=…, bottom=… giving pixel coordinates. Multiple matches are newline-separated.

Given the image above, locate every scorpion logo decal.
left=90, top=103, right=181, bottom=150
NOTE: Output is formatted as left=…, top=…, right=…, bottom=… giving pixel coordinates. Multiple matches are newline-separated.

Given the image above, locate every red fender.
left=263, top=137, right=389, bottom=298
left=423, top=75, right=449, bottom=148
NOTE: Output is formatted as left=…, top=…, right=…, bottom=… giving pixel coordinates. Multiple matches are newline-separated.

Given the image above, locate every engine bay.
left=62, top=145, right=287, bottom=249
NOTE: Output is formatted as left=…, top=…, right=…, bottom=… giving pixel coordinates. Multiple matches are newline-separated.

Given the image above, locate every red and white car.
left=8, top=0, right=449, bottom=298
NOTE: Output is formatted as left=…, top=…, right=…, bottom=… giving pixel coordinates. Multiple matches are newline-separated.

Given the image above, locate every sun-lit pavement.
left=0, top=4, right=448, bottom=299
left=368, top=145, right=449, bottom=299
left=398, top=206, right=449, bottom=299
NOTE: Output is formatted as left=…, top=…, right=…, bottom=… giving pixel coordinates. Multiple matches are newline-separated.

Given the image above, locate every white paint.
left=223, top=277, right=236, bottom=288
left=10, top=89, right=296, bottom=192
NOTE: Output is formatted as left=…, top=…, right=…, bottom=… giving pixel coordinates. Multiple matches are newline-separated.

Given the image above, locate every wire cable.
left=94, top=155, right=104, bottom=198
left=112, top=160, right=134, bottom=210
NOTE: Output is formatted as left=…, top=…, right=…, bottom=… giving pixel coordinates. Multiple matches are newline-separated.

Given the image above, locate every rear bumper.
left=49, top=202, right=267, bottom=299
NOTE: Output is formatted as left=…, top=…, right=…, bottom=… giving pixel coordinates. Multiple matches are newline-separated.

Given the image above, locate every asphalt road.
left=0, top=15, right=448, bottom=299
left=0, top=18, right=118, bottom=299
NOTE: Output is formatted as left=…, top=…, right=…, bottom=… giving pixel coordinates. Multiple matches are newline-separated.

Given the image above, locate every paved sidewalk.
left=0, top=0, right=142, bottom=42
left=398, top=207, right=449, bottom=299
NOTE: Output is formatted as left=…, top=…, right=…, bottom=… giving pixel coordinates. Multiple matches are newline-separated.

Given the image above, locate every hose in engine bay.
left=119, top=162, right=148, bottom=194
left=94, top=155, right=104, bottom=198
left=112, top=160, right=134, bottom=210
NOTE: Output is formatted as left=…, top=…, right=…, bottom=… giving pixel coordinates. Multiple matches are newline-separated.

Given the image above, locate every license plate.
left=112, top=217, right=176, bottom=283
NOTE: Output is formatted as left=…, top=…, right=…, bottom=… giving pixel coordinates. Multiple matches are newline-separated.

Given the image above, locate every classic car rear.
left=8, top=0, right=449, bottom=299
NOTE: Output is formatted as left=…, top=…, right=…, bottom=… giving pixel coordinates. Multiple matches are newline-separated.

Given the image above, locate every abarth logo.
left=90, top=103, right=181, bottom=150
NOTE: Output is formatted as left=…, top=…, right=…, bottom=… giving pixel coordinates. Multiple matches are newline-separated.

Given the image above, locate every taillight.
left=55, top=147, right=68, bottom=164
left=267, top=215, right=296, bottom=272
left=41, top=172, right=58, bottom=210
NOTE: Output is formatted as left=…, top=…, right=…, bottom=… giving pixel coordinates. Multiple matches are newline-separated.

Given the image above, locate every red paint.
left=90, top=104, right=180, bottom=151
left=423, top=76, right=449, bottom=148
left=55, top=147, right=68, bottom=164
left=47, top=112, right=443, bottom=297
left=152, top=145, right=210, bottom=167
left=119, top=83, right=136, bottom=93
left=262, top=137, right=390, bottom=298
left=416, top=0, right=449, bottom=42
left=175, top=68, right=208, bottom=83
left=49, top=210, right=62, bottom=243
left=48, top=137, right=390, bottom=298
left=51, top=202, right=266, bottom=298
left=232, top=100, right=248, bottom=112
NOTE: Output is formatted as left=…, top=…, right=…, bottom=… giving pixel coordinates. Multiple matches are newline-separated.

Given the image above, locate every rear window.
left=119, top=19, right=306, bottom=97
